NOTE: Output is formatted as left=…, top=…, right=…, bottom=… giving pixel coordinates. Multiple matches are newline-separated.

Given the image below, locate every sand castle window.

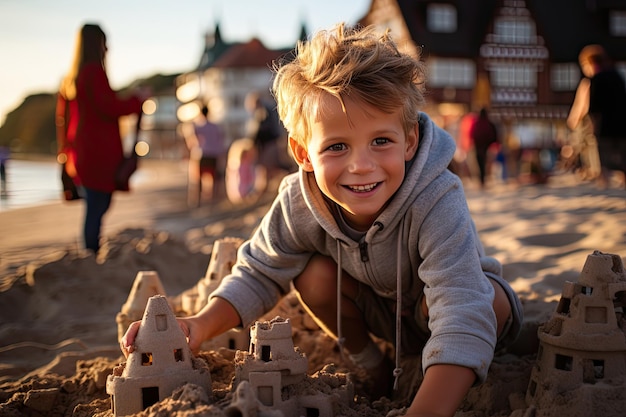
left=155, top=314, right=167, bottom=331
left=261, top=345, right=271, bottom=362
left=142, top=386, right=159, bottom=409
left=142, top=352, right=153, bottom=366
left=585, top=306, right=607, bottom=323
left=257, top=385, right=273, bottom=406
left=614, top=290, right=625, bottom=309
left=583, top=359, right=604, bottom=383
left=554, top=354, right=572, bottom=371
left=174, top=348, right=183, bottom=362
left=581, top=286, right=593, bottom=296
left=556, top=297, right=571, bottom=315
left=228, top=338, right=236, bottom=350
left=305, top=407, right=321, bottom=417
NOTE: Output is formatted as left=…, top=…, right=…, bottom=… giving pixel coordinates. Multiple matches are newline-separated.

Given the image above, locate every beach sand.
left=1, top=160, right=626, bottom=416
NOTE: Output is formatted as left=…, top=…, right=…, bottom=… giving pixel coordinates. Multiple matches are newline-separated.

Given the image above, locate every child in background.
left=123, top=23, right=523, bottom=417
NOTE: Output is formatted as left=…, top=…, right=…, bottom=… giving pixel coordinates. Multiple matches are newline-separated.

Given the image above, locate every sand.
left=1, top=160, right=626, bottom=416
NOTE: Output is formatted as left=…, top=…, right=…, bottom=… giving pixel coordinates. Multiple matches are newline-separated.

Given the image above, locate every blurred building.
left=175, top=23, right=306, bottom=147
left=174, top=0, right=626, bottom=155
left=359, top=0, right=626, bottom=150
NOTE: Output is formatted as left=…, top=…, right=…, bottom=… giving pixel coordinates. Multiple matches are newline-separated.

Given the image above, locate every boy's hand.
left=120, top=317, right=196, bottom=358
left=120, top=320, right=141, bottom=358
left=405, top=364, right=475, bottom=417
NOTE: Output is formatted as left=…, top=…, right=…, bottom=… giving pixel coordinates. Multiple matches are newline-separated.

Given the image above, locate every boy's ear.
left=405, top=123, right=419, bottom=161
left=289, top=137, right=314, bottom=172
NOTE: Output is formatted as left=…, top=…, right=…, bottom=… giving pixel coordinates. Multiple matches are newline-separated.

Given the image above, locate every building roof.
left=212, top=38, right=287, bottom=69
left=197, top=22, right=238, bottom=70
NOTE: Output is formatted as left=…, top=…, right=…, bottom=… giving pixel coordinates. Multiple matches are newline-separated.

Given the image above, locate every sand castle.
left=107, top=304, right=352, bottom=416
left=109, top=238, right=354, bottom=416
left=106, top=295, right=212, bottom=416
left=227, top=316, right=353, bottom=416
left=116, top=237, right=250, bottom=351
left=525, top=250, right=626, bottom=414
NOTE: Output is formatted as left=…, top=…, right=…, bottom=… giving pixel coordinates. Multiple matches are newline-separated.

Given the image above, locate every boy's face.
left=290, top=94, right=419, bottom=231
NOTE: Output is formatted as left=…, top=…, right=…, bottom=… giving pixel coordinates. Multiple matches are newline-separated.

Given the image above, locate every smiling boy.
left=122, top=23, right=522, bottom=417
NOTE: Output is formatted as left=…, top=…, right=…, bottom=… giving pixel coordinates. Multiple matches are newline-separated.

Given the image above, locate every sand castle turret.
left=174, top=237, right=249, bottom=352
left=229, top=316, right=353, bottom=416
left=115, top=271, right=168, bottom=342
left=195, top=237, right=243, bottom=312
left=106, top=295, right=211, bottom=416
left=526, top=250, right=626, bottom=413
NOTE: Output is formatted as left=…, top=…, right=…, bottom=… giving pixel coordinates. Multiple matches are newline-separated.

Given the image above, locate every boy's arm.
left=405, top=364, right=475, bottom=417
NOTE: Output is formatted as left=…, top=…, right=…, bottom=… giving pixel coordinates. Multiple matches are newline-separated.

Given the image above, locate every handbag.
left=61, top=161, right=82, bottom=201
left=115, top=113, right=143, bottom=191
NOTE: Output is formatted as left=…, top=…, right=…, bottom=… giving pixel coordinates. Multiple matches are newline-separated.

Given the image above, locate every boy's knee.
left=490, top=279, right=512, bottom=337
left=293, top=255, right=337, bottom=301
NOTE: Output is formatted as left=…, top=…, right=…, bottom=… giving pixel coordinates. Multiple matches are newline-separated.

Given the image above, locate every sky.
left=0, top=0, right=371, bottom=124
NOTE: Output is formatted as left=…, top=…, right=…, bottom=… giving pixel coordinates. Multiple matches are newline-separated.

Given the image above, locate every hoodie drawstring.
left=335, top=221, right=404, bottom=391
left=393, top=219, right=405, bottom=390
left=336, top=242, right=346, bottom=361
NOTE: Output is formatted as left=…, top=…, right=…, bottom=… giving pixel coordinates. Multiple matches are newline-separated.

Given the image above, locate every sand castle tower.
left=174, top=237, right=249, bottom=352
left=195, top=237, right=243, bottom=312
left=106, top=295, right=211, bottom=416
left=526, top=250, right=626, bottom=412
left=174, top=236, right=243, bottom=315
left=230, top=316, right=352, bottom=417
left=115, top=270, right=167, bottom=342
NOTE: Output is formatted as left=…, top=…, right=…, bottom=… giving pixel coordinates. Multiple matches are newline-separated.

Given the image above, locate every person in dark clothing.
left=469, top=108, right=499, bottom=188
left=579, top=44, right=626, bottom=188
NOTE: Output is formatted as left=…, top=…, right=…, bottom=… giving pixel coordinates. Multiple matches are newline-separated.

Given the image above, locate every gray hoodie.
left=211, top=112, right=500, bottom=382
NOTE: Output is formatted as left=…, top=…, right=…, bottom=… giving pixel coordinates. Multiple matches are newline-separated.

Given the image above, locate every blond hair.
left=59, top=24, right=107, bottom=101
left=272, top=23, right=426, bottom=146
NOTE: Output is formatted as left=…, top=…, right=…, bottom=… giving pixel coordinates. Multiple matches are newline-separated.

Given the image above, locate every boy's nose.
left=347, top=148, right=376, bottom=173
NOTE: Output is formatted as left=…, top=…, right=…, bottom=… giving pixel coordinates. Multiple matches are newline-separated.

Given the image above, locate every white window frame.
left=494, top=17, right=534, bottom=44
left=427, top=4, right=457, bottom=33
left=491, top=63, right=536, bottom=88
left=550, top=63, right=580, bottom=91
left=427, top=58, right=475, bottom=88
left=610, top=11, right=626, bottom=36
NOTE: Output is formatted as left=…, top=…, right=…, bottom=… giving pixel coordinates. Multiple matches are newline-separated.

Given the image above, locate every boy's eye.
left=327, top=143, right=346, bottom=152
left=373, top=137, right=390, bottom=145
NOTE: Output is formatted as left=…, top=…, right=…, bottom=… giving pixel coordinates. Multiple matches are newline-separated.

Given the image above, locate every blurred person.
left=0, top=146, right=9, bottom=196
left=244, top=91, right=290, bottom=193
left=572, top=44, right=626, bottom=188
left=451, top=111, right=477, bottom=182
left=183, top=104, right=227, bottom=207
left=56, top=23, right=146, bottom=254
left=469, top=108, right=499, bottom=189
left=566, top=54, right=601, bottom=182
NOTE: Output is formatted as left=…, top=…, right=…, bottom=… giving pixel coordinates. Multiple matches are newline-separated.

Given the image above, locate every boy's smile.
left=290, top=93, right=419, bottom=231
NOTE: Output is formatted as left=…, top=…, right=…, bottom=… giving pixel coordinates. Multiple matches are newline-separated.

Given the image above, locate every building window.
left=491, top=63, right=536, bottom=88
left=494, top=17, right=534, bottom=44
left=427, top=4, right=457, bottom=33
left=427, top=58, right=475, bottom=88
left=610, top=11, right=626, bottom=36
left=551, top=63, right=580, bottom=91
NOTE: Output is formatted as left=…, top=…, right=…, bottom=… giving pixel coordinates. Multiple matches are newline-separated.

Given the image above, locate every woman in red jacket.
left=56, top=23, right=144, bottom=253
